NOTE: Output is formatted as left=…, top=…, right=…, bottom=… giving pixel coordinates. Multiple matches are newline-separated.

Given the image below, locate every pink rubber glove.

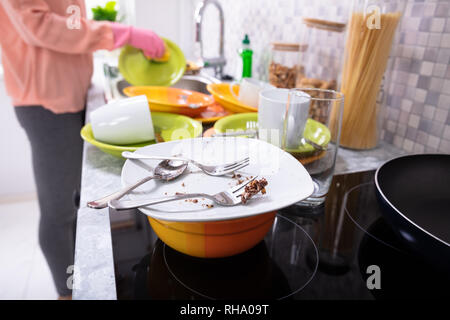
left=110, top=22, right=165, bottom=59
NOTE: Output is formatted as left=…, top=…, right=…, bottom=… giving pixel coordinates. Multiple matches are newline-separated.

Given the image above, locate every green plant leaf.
left=105, top=1, right=116, bottom=11
left=91, top=1, right=118, bottom=21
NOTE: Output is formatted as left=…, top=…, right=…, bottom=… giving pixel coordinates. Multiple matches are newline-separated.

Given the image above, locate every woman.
left=0, top=0, right=165, bottom=299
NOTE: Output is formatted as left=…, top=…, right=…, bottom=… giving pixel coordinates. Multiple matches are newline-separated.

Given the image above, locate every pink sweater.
left=0, top=0, right=115, bottom=114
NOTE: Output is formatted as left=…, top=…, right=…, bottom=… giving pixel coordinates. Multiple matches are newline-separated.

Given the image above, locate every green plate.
left=214, top=113, right=331, bottom=155
left=81, top=112, right=202, bottom=158
left=118, top=38, right=186, bottom=87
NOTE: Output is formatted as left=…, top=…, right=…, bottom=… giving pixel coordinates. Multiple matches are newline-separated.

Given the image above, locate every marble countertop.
left=73, top=81, right=120, bottom=300
left=72, top=60, right=406, bottom=300
left=334, top=142, right=406, bottom=175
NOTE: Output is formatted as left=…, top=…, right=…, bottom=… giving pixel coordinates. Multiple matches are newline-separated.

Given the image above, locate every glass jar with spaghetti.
left=331, top=0, right=406, bottom=150
left=296, top=17, right=347, bottom=125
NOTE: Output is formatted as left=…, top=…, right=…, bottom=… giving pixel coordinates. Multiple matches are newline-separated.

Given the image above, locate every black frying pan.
left=375, top=154, right=450, bottom=270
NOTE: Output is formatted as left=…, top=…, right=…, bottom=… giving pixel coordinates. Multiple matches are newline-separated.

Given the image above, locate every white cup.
left=90, top=95, right=155, bottom=145
left=229, top=78, right=275, bottom=108
left=258, top=88, right=310, bottom=148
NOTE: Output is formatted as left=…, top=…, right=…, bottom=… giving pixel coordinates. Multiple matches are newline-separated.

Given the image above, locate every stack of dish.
left=118, top=38, right=274, bottom=122
left=122, top=86, right=231, bottom=123
left=85, top=38, right=320, bottom=259
left=118, top=38, right=233, bottom=123
left=118, top=137, right=315, bottom=258
left=206, top=83, right=258, bottom=113
left=81, top=112, right=203, bottom=158
left=84, top=37, right=280, bottom=158
left=205, top=113, right=331, bottom=165
left=206, top=78, right=275, bottom=113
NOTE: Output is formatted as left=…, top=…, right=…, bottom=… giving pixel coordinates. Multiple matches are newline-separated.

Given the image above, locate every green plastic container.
left=240, top=34, right=253, bottom=78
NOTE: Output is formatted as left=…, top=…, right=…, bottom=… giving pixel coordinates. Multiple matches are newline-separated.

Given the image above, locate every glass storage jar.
left=296, top=18, right=347, bottom=125
left=268, top=42, right=306, bottom=89
left=333, top=0, right=406, bottom=150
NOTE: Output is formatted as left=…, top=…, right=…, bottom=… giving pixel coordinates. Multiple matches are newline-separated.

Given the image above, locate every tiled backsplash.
left=386, top=0, right=450, bottom=153
left=202, top=0, right=450, bottom=153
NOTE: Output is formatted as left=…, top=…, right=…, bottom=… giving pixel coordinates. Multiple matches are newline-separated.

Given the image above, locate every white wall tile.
left=408, top=114, right=420, bottom=128
left=430, top=18, right=446, bottom=32
left=420, top=61, right=434, bottom=76
left=441, top=33, right=450, bottom=49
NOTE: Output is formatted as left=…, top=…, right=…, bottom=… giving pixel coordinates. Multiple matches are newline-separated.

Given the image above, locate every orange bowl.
left=206, top=83, right=258, bottom=113
left=123, top=86, right=214, bottom=117
left=148, top=212, right=277, bottom=258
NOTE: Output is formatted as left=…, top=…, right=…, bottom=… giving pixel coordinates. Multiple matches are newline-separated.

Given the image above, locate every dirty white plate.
left=120, top=137, right=314, bottom=222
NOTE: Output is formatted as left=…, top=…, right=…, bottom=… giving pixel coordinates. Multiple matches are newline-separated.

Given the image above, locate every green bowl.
left=118, top=38, right=186, bottom=87
left=81, top=112, right=202, bottom=158
left=214, top=113, right=331, bottom=155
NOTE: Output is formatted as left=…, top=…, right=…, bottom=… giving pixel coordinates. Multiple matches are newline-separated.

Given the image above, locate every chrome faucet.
left=195, top=0, right=226, bottom=79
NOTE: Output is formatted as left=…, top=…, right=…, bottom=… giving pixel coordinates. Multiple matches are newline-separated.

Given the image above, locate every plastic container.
left=268, top=42, right=306, bottom=89
left=240, top=34, right=253, bottom=78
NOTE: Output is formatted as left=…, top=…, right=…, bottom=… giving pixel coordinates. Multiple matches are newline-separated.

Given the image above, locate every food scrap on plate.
left=241, top=178, right=268, bottom=204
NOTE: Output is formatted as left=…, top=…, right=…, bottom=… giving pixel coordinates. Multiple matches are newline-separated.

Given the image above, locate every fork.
left=108, top=176, right=258, bottom=211
left=121, top=151, right=250, bottom=176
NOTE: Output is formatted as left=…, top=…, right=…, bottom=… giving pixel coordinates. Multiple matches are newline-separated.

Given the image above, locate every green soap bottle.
left=240, top=34, right=253, bottom=78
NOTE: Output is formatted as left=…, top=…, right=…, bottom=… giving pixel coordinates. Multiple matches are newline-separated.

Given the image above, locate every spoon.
left=87, top=159, right=188, bottom=209
left=301, top=137, right=328, bottom=151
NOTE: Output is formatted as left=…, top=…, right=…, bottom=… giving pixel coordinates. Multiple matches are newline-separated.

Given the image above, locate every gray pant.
left=15, top=106, right=84, bottom=297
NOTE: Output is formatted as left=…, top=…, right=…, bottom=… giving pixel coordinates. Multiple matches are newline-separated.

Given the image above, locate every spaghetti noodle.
left=335, top=12, right=401, bottom=149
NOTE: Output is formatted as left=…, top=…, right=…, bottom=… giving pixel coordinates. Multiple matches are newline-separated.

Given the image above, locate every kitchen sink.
left=103, top=64, right=220, bottom=102
left=170, top=75, right=218, bottom=94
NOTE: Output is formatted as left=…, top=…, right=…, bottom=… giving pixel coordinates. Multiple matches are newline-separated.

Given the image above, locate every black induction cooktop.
left=108, top=170, right=450, bottom=300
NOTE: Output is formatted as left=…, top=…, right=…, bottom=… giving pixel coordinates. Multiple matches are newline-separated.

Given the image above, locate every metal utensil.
left=212, top=121, right=258, bottom=138
left=301, top=138, right=328, bottom=151
left=109, top=176, right=258, bottom=211
left=212, top=130, right=257, bottom=137
left=121, top=151, right=250, bottom=176
left=87, top=160, right=188, bottom=209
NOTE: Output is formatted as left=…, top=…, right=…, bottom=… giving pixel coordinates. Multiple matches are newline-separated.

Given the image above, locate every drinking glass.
left=282, top=88, right=344, bottom=206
